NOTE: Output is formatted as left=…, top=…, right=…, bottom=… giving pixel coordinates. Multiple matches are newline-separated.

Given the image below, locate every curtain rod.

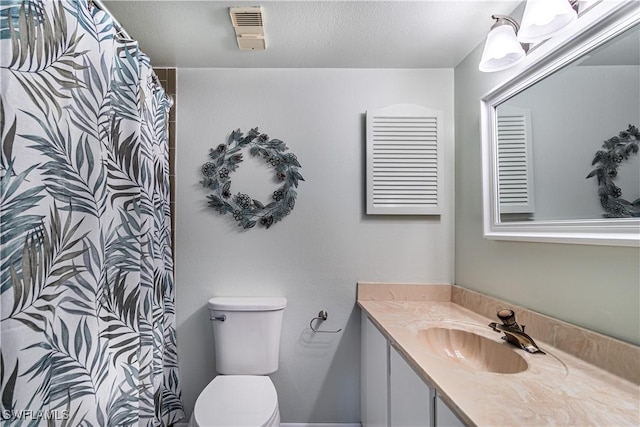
left=86, top=0, right=171, bottom=106
left=89, top=0, right=131, bottom=40
left=88, top=0, right=171, bottom=103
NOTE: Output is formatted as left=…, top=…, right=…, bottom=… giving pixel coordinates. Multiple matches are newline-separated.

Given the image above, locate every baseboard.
left=281, top=424, right=362, bottom=427
left=176, top=422, right=360, bottom=427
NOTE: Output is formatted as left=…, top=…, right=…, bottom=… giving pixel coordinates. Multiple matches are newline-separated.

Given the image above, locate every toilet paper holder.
left=309, top=310, right=342, bottom=333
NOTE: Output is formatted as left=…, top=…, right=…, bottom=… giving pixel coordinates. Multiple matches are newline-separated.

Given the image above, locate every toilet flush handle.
left=210, top=315, right=226, bottom=322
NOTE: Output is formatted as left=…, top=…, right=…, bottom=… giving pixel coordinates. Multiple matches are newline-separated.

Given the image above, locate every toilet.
left=189, top=296, right=287, bottom=427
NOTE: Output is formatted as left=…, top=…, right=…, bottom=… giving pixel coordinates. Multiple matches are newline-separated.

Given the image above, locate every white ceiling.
left=102, top=0, right=521, bottom=68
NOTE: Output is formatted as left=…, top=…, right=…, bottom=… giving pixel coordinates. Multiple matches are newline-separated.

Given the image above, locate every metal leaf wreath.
left=201, top=128, right=304, bottom=229
left=586, top=124, right=640, bottom=218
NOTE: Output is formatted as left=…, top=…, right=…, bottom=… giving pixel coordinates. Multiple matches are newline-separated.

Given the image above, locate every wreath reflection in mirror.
left=586, top=125, right=640, bottom=218
left=200, top=128, right=304, bottom=229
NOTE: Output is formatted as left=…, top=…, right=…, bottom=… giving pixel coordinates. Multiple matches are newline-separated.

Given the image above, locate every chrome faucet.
left=488, top=309, right=545, bottom=354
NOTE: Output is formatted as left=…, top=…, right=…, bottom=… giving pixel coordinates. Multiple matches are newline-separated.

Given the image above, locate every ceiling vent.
left=229, top=6, right=266, bottom=51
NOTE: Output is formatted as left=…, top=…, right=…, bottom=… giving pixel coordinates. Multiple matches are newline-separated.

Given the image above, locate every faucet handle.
left=497, top=308, right=515, bottom=321
left=497, top=308, right=521, bottom=331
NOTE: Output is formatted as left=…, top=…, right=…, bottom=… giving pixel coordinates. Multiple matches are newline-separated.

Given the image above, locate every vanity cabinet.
left=435, top=396, right=465, bottom=427
left=361, top=312, right=389, bottom=427
left=389, top=343, right=432, bottom=426
left=361, top=313, right=465, bottom=427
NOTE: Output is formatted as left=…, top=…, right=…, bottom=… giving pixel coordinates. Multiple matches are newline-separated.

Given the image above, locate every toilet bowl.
left=190, top=296, right=286, bottom=427
left=189, top=376, right=279, bottom=427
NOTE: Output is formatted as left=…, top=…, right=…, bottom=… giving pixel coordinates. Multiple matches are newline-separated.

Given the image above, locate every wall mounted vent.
left=229, top=6, right=266, bottom=51
left=366, top=104, right=443, bottom=215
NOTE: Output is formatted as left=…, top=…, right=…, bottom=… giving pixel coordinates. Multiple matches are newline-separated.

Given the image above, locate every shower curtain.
left=0, top=0, right=184, bottom=425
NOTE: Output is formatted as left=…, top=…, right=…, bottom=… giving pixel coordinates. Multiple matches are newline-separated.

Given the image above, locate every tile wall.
left=153, top=68, right=177, bottom=252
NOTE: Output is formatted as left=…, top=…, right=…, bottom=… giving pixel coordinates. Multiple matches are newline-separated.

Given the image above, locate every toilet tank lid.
left=208, top=296, right=287, bottom=311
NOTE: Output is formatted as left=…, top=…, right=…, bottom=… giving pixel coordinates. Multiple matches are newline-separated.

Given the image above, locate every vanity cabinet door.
left=390, top=345, right=434, bottom=427
left=361, top=312, right=465, bottom=427
left=361, top=313, right=389, bottom=427
left=435, top=394, right=465, bottom=427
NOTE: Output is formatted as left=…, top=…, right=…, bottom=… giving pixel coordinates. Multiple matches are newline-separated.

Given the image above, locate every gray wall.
left=454, top=41, right=640, bottom=346
left=175, top=68, right=455, bottom=423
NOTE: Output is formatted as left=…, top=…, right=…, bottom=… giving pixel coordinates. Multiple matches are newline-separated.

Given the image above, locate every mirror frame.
left=481, top=1, right=640, bottom=247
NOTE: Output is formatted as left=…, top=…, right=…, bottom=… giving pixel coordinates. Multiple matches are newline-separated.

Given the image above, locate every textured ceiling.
left=102, top=1, right=522, bottom=68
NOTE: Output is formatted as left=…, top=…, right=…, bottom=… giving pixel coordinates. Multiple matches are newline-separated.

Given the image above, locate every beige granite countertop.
left=358, top=284, right=640, bottom=427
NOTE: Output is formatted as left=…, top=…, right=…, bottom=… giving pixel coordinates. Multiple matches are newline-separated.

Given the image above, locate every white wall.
left=175, top=68, right=455, bottom=423
left=454, top=41, right=640, bottom=346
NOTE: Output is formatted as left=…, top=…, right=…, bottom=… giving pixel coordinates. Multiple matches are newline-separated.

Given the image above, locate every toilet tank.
left=208, top=296, right=287, bottom=375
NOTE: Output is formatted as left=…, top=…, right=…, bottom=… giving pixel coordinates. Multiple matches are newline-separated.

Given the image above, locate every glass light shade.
left=479, top=24, right=526, bottom=72
left=518, top=0, right=578, bottom=43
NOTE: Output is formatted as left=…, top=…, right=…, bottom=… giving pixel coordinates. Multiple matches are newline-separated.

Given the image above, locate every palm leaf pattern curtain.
left=0, top=0, right=184, bottom=425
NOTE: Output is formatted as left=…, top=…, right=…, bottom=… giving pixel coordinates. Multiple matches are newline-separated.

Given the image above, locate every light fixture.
left=479, top=15, right=528, bottom=73
left=517, top=0, right=578, bottom=43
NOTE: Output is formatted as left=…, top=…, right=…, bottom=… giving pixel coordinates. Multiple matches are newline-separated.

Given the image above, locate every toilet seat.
left=191, top=375, right=279, bottom=427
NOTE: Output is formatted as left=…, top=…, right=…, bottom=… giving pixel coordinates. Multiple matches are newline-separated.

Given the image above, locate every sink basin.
left=418, top=327, right=528, bottom=374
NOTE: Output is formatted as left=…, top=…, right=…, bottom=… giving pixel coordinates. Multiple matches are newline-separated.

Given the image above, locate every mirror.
left=481, top=2, right=640, bottom=246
